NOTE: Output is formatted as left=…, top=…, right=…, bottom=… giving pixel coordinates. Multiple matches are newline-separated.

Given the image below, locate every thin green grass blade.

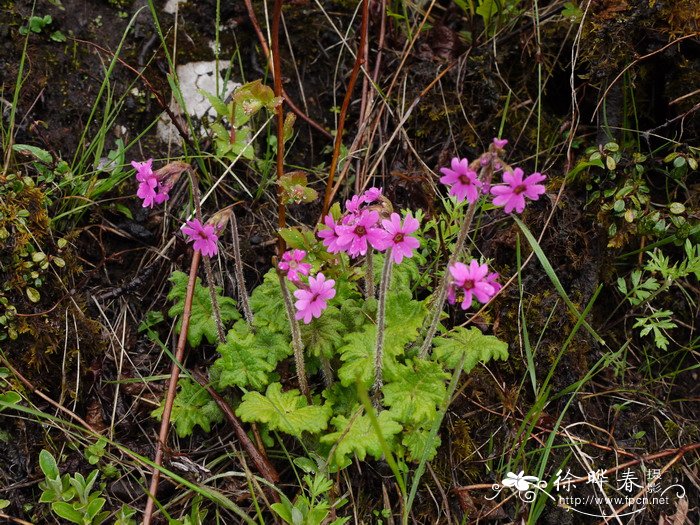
left=513, top=216, right=605, bottom=345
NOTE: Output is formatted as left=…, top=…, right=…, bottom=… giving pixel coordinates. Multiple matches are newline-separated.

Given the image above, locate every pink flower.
left=492, top=137, right=508, bottom=149
left=294, top=273, right=336, bottom=324
left=362, top=187, right=383, bottom=203
left=439, top=157, right=482, bottom=203
left=490, top=168, right=546, bottom=214
left=345, top=194, right=364, bottom=214
left=447, top=260, right=496, bottom=310
left=376, top=212, right=420, bottom=264
left=132, top=159, right=172, bottom=208
left=279, top=249, right=312, bottom=282
left=485, top=272, right=502, bottom=294
left=318, top=214, right=343, bottom=253
left=335, top=209, right=386, bottom=257
left=181, top=219, right=219, bottom=257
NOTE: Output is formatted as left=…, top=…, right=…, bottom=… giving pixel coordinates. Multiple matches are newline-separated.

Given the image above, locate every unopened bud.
left=207, top=206, right=234, bottom=233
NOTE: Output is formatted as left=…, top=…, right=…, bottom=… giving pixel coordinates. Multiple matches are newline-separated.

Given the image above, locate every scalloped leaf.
left=338, top=291, right=427, bottom=387
left=213, top=327, right=290, bottom=391
left=236, top=383, right=331, bottom=438
left=384, top=359, right=448, bottom=426
left=152, top=378, right=223, bottom=438
left=249, top=269, right=289, bottom=333
left=167, top=271, right=240, bottom=347
left=320, top=410, right=402, bottom=468
left=301, top=305, right=345, bottom=358
left=402, top=426, right=441, bottom=462
left=432, top=326, right=509, bottom=372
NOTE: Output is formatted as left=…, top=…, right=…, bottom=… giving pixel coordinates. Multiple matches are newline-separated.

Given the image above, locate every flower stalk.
left=230, top=210, right=253, bottom=326
left=277, top=266, right=310, bottom=400
left=372, top=248, right=393, bottom=403
left=365, top=249, right=375, bottom=298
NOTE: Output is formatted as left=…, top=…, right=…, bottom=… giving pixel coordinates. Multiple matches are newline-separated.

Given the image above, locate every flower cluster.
left=318, top=187, right=420, bottom=261
left=439, top=138, right=547, bottom=214
left=447, top=260, right=500, bottom=310
left=132, top=159, right=172, bottom=208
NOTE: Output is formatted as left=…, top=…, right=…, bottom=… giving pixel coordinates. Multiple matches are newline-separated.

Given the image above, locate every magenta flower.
left=318, top=214, right=343, bottom=253
left=294, top=273, right=336, bottom=324
left=279, top=249, right=312, bottom=282
left=362, top=187, right=383, bottom=203
left=345, top=194, right=364, bottom=214
left=493, top=137, right=508, bottom=150
left=335, top=209, right=386, bottom=257
left=485, top=271, right=502, bottom=294
left=376, top=212, right=420, bottom=264
left=132, top=159, right=172, bottom=208
left=490, top=168, right=546, bottom=214
left=439, top=157, right=482, bottom=203
left=181, top=219, right=219, bottom=257
left=447, top=260, right=496, bottom=310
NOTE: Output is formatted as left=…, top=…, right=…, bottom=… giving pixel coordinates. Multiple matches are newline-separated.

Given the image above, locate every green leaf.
left=152, top=378, right=223, bottom=437
left=51, top=502, right=84, bottom=524
left=236, top=383, right=331, bottom=438
left=320, top=410, right=402, bottom=468
left=26, top=287, right=41, bottom=303
left=212, top=328, right=288, bottom=391
left=301, top=306, right=345, bottom=358
left=338, top=291, right=427, bottom=387
left=13, top=144, right=53, bottom=164
left=384, top=360, right=448, bottom=426
left=39, top=449, right=60, bottom=479
left=249, top=269, right=288, bottom=332
left=0, top=391, right=21, bottom=411
left=432, top=326, right=509, bottom=372
left=167, top=271, right=240, bottom=347
left=402, top=427, right=441, bottom=462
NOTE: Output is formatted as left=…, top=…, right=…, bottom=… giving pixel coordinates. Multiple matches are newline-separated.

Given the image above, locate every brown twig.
left=272, top=0, right=286, bottom=258
left=242, top=0, right=331, bottom=139
left=190, top=369, right=281, bottom=489
left=143, top=251, right=201, bottom=525
left=321, top=0, right=369, bottom=217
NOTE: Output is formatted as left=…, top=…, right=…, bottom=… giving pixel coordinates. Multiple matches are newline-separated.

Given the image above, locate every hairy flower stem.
left=277, top=270, right=310, bottom=400
left=372, top=249, right=393, bottom=404
left=190, top=174, right=225, bottom=344
left=418, top=199, right=479, bottom=359
left=320, top=357, right=334, bottom=388
left=144, top=251, right=201, bottom=525
left=230, top=210, right=253, bottom=326
left=365, top=250, right=375, bottom=298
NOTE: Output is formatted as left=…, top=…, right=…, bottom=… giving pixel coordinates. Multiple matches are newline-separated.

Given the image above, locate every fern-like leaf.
left=152, top=378, right=223, bottom=437
left=384, top=359, right=448, bottom=426
left=432, top=326, right=509, bottom=372
left=320, top=410, right=402, bottom=469
left=167, top=271, right=240, bottom=347
left=236, top=383, right=331, bottom=438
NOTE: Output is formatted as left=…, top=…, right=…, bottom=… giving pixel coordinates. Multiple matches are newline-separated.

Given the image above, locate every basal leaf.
left=320, top=410, right=402, bottom=468
left=384, top=359, right=448, bottom=426
left=249, top=269, right=289, bottom=333
left=432, top=326, right=509, bottom=372
left=213, top=330, right=277, bottom=391
left=402, top=426, right=441, bottom=462
left=167, top=271, right=240, bottom=347
left=301, top=305, right=345, bottom=358
left=338, top=291, right=427, bottom=387
left=152, top=378, right=223, bottom=438
left=236, top=383, right=331, bottom=438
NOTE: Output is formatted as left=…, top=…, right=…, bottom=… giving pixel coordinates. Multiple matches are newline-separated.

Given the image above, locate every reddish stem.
left=143, top=251, right=201, bottom=525
left=272, top=0, right=286, bottom=258
left=321, top=0, right=369, bottom=217
left=242, top=0, right=331, bottom=139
